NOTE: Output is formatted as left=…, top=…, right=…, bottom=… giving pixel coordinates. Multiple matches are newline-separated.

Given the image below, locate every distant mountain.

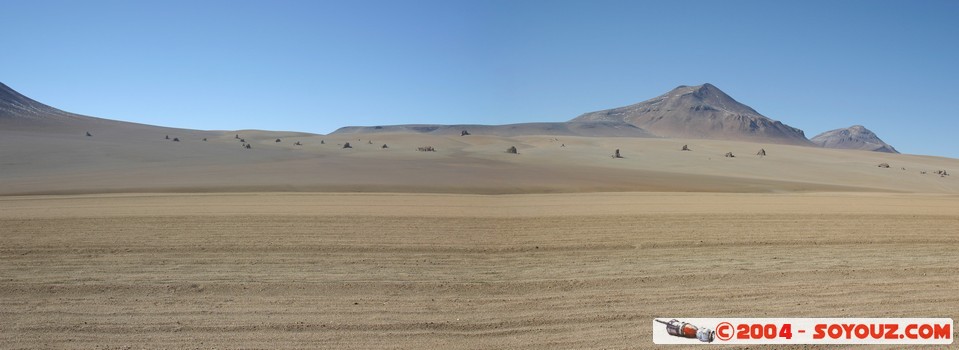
left=332, top=121, right=655, bottom=138
left=811, top=125, right=898, bottom=153
left=571, top=83, right=811, bottom=145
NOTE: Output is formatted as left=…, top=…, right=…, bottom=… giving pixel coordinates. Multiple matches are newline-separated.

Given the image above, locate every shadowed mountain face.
left=571, top=84, right=811, bottom=145
left=0, top=82, right=80, bottom=121
left=811, top=125, right=899, bottom=153
left=0, top=82, right=213, bottom=135
left=0, top=82, right=132, bottom=133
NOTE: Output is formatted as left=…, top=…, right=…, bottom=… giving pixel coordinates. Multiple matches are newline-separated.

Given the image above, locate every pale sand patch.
left=2, top=130, right=958, bottom=195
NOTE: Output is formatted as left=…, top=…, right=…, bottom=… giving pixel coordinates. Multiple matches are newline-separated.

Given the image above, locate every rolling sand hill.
left=1, top=127, right=956, bottom=195
left=3, top=128, right=958, bottom=195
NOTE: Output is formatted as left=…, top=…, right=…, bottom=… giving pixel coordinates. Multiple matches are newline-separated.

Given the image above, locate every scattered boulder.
left=368, top=140, right=373, bottom=144
left=240, top=138, right=245, bottom=143
left=613, top=149, right=623, bottom=158
left=202, top=138, right=207, bottom=142
left=725, top=152, right=735, bottom=158
left=343, top=142, right=352, bottom=149
left=506, top=146, right=518, bottom=154
left=681, top=144, right=690, bottom=151
left=275, top=138, right=281, bottom=143
left=878, top=163, right=890, bottom=168
left=561, top=143, right=566, bottom=147
left=235, top=134, right=240, bottom=139
left=417, top=146, right=436, bottom=152
left=461, top=130, right=470, bottom=136
left=934, top=170, right=949, bottom=176
left=245, top=143, right=252, bottom=149
left=382, top=144, right=388, bottom=149
left=85, top=131, right=92, bottom=137
left=757, top=148, right=766, bottom=157
left=294, top=141, right=302, bottom=146
left=172, top=137, right=180, bottom=142
left=165, top=135, right=170, bottom=140
left=320, top=140, right=325, bottom=144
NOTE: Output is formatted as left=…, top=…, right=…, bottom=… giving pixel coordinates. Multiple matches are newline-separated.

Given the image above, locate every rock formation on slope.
left=571, top=83, right=810, bottom=145
left=811, top=125, right=899, bottom=153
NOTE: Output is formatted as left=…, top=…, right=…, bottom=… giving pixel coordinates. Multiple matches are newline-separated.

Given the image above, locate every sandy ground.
left=1, top=192, right=957, bottom=349
left=2, top=129, right=958, bottom=195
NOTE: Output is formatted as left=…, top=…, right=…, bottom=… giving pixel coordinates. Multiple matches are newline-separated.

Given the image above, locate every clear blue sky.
left=3, top=0, right=958, bottom=157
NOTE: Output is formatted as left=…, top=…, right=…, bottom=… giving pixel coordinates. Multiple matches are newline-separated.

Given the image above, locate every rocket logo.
left=655, top=319, right=715, bottom=343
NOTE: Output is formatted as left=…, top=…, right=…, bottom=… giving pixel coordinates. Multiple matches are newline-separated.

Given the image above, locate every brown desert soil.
left=1, top=192, right=957, bottom=349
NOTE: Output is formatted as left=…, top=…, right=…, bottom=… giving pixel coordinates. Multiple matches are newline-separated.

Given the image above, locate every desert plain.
left=3, top=82, right=959, bottom=348
left=2, top=189, right=959, bottom=349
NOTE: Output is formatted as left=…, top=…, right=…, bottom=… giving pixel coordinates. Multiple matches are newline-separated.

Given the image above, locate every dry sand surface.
left=2, top=192, right=958, bottom=349
left=2, top=129, right=958, bottom=195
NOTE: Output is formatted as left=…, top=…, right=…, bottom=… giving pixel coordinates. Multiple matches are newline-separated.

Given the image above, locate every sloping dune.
left=1, top=126, right=957, bottom=195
